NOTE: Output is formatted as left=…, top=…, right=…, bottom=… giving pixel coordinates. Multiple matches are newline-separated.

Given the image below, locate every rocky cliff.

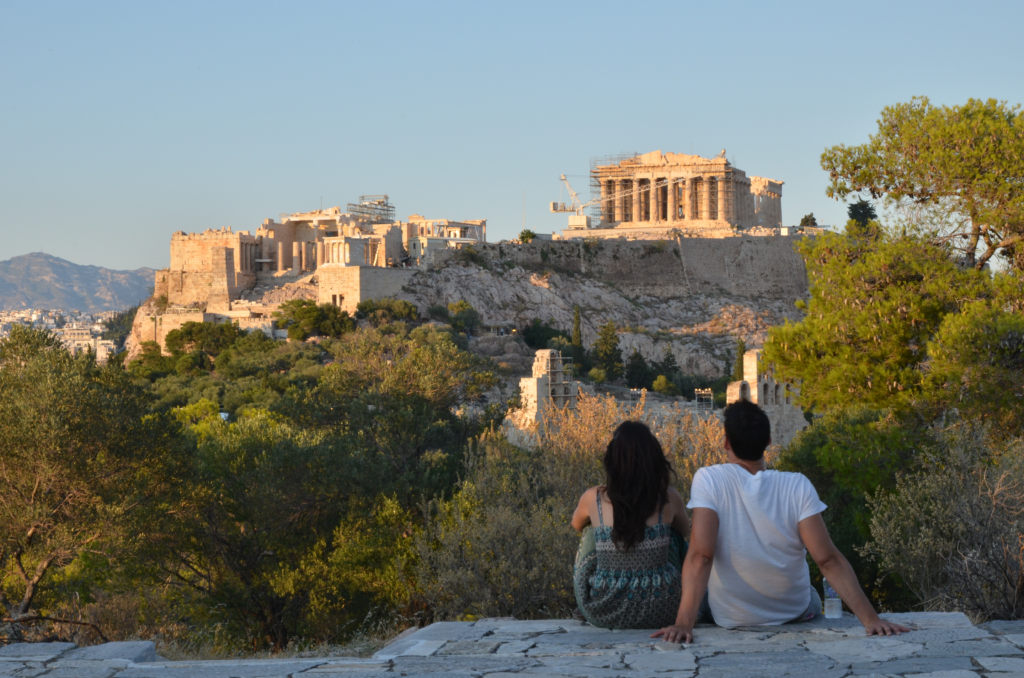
left=396, top=237, right=809, bottom=377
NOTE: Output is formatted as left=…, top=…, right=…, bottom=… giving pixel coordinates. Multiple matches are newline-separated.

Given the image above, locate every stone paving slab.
left=3, top=612, right=1023, bottom=676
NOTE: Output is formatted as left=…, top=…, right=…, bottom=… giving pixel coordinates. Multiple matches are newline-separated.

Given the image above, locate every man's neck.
left=732, top=457, right=766, bottom=475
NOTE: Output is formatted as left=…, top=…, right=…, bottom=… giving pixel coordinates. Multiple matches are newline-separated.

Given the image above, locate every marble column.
left=683, top=178, right=691, bottom=220
left=701, top=178, right=711, bottom=221
left=277, top=242, right=285, bottom=272
left=653, top=178, right=662, bottom=223
left=631, top=179, right=640, bottom=223
left=600, top=180, right=611, bottom=224
left=719, top=177, right=730, bottom=223
left=668, top=178, right=677, bottom=222
left=292, top=242, right=301, bottom=275
left=614, top=180, right=624, bottom=222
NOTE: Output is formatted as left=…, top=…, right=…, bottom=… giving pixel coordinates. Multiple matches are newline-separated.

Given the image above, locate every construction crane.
left=549, top=174, right=658, bottom=215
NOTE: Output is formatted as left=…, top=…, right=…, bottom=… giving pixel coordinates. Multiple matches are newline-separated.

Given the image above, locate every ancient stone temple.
left=565, top=150, right=785, bottom=239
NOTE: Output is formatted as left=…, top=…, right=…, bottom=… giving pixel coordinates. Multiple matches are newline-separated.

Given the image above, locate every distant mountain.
left=0, top=253, right=155, bottom=312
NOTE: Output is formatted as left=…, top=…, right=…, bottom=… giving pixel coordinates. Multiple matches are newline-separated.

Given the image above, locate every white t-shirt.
left=687, top=464, right=827, bottom=628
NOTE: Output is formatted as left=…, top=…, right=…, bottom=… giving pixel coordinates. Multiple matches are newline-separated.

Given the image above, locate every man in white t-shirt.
left=653, top=400, right=908, bottom=642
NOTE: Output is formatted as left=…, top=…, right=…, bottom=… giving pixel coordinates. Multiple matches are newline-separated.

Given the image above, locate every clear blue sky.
left=2, top=1, right=1022, bottom=270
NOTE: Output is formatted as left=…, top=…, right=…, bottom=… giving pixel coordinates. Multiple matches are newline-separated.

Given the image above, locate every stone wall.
left=318, top=266, right=418, bottom=314
left=425, top=236, right=808, bottom=300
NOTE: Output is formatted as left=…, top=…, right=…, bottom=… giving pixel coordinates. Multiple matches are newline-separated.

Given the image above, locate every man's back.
left=688, top=464, right=827, bottom=627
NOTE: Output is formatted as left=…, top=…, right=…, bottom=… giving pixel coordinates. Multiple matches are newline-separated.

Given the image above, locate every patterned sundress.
left=573, top=490, right=686, bottom=629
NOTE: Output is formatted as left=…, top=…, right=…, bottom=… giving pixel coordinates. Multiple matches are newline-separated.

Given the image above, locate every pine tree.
left=593, top=321, right=623, bottom=380
left=732, top=337, right=746, bottom=382
left=656, top=345, right=679, bottom=378
left=572, top=306, right=582, bottom=348
left=625, top=348, right=651, bottom=389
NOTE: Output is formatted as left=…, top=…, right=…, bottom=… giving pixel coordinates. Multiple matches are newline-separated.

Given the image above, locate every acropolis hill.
left=127, top=151, right=813, bottom=376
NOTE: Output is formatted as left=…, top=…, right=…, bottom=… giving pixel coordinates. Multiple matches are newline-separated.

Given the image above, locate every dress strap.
left=596, top=489, right=605, bottom=527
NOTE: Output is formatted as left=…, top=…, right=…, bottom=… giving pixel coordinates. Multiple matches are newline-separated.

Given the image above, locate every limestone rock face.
left=397, top=262, right=804, bottom=379
left=468, top=334, right=534, bottom=373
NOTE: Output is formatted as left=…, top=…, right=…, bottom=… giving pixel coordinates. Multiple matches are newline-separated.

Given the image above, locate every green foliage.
left=274, top=300, right=356, bottom=340
left=652, top=374, right=679, bottom=396
left=624, top=348, right=652, bottom=389
left=799, top=213, right=818, bottom=227
left=731, top=338, right=746, bottom=382
left=845, top=218, right=882, bottom=241
left=0, top=326, right=185, bottom=618
left=924, top=297, right=1024, bottom=431
left=654, top=346, right=679, bottom=379
left=355, top=298, right=418, bottom=326
left=822, top=97, right=1024, bottom=269
left=592, top=321, right=622, bottom=380
left=847, top=199, right=878, bottom=225
left=102, top=305, right=139, bottom=349
left=519, top=229, right=536, bottom=243
left=866, top=425, right=1024, bottom=620
left=521, top=318, right=568, bottom=349
left=546, top=335, right=572, bottom=357
left=415, top=438, right=577, bottom=620
left=426, top=304, right=450, bottom=322
left=571, top=306, right=582, bottom=348
left=588, top=367, right=607, bottom=384
left=164, top=321, right=241, bottom=357
left=446, top=300, right=481, bottom=335
left=763, top=232, right=990, bottom=412
left=775, top=406, right=921, bottom=609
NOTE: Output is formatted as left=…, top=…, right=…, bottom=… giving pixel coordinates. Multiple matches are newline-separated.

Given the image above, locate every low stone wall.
left=2, top=612, right=1016, bottom=677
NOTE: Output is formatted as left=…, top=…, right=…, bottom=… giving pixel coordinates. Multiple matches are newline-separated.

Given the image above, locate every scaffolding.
left=346, top=195, right=395, bottom=224
left=589, top=153, right=639, bottom=221
left=695, top=388, right=714, bottom=411
left=544, top=352, right=576, bottom=409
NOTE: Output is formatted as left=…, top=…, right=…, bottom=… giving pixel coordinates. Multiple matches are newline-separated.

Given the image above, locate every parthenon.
left=561, top=150, right=785, bottom=239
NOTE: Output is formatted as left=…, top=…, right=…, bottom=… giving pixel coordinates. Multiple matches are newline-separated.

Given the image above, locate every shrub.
left=276, top=300, right=356, bottom=339
left=447, top=300, right=481, bottom=335
left=652, top=375, right=679, bottom=396
left=522, top=318, right=569, bottom=349
left=866, top=424, right=1024, bottom=620
left=775, top=406, right=920, bottom=609
left=588, top=367, right=606, bottom=384
left=355, top=298, right=418, bottom=324
left=415, top=394, right=732, bottom=620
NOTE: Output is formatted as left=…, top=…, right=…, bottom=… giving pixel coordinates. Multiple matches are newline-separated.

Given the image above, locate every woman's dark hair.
left=603, top=420, right=675, bottom=550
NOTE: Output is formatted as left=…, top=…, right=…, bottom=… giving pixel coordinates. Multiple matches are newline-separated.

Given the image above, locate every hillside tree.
left=822, top=97, right=1024, bottom=269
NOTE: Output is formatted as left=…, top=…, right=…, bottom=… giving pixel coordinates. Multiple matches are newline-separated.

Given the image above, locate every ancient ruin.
left=726, top=348, right=808, bottom=446
left=553, top=150, right=816, bottom=240
left=504, top=349, right=586, bottom=441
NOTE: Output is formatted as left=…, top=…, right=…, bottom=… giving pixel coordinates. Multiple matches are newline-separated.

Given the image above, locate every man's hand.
left=651, top=624, right=693, bottom=644
left=863, top=619, right=911, bottom=636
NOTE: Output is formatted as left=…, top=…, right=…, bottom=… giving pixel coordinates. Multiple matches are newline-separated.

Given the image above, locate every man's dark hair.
left=723, top=400, right=771, bottom=461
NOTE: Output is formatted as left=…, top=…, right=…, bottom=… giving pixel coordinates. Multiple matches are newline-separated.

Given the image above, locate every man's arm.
left=652, top=507, right=718, bottom=644
left=798, top=513, right=909, bottom=636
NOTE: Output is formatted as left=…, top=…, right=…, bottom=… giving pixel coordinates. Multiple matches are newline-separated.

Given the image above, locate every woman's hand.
left=651, top=624, right=693, bottom=644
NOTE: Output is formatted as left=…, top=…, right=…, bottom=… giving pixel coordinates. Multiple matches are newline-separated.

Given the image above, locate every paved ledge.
left=2, top=613, right=1024, bottom=677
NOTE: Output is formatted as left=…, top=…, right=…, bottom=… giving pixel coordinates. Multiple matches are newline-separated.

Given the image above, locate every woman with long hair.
left=571, top=420, right=690, bottom=629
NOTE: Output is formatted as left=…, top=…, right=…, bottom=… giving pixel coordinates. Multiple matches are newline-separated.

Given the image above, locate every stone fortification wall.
left=427, top=236, right=807, bottom=300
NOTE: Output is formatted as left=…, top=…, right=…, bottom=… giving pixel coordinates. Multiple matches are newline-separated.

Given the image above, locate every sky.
left=1, top=1, right=1022, bottom=270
